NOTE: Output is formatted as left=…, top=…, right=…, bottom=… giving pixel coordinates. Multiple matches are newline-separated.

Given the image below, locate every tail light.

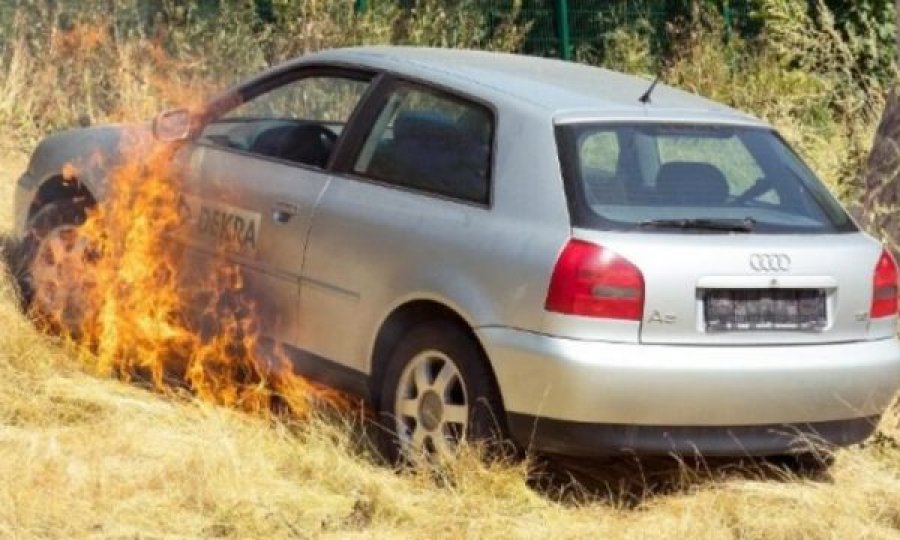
left=545, top=239, right=644, bottom=320
left=871, top=248, right=898, bottom=319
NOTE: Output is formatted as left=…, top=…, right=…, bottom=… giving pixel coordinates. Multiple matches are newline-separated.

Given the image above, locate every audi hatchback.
left=13, top=47, right=900, bottom=461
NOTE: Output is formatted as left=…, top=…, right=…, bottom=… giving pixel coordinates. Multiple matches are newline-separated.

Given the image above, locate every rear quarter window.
left=352, top=84, right=493, bottom=205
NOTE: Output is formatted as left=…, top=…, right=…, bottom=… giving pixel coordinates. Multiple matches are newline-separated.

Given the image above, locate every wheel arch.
left=28, top=173, right=98, bottom=220
left=367, top=297, right=504, bottom=413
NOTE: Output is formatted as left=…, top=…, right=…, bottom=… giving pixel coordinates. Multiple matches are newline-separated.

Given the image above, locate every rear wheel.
left=378, top=320, right=510, bottom=464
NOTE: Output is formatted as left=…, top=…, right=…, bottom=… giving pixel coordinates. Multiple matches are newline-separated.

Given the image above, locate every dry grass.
left=2, top=151, right=900, bottom=538
left=3, top=2, right=900, bottom=537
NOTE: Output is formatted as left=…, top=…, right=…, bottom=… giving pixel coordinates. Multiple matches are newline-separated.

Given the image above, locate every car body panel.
left=15, top=125, right=133, bottom=236
left=299, top=90, right=571, bottom=373
left=175, top=143, right=333, bottom=346
left=304, top=47, right=760, bottom=123
left=481, top=326, right=900, bottom=426
left=557, top=229, right=887, bottom=345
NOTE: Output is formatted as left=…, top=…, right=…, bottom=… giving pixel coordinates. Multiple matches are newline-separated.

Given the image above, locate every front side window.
left=556, top=123, right=855, bottom=234
left=352, top=85, right=493, bottom=204
left=199, top=74, right=370, bottom=168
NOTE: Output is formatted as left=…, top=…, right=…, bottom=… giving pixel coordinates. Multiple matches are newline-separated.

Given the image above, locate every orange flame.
left=32, top=129, right=344, bottom=419
left=24, top=20, right=350, bottom=420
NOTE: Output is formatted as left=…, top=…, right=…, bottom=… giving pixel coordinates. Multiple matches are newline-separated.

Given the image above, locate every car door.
left=177, top=67, right=374, bottom=347
left=297, top=78, right=496, bottom=375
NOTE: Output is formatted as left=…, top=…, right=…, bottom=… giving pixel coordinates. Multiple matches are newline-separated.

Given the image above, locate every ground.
left=1, top=150, right=900, bottom=538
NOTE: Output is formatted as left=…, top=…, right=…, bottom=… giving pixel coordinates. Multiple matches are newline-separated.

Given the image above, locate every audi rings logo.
left=749, top=253, right=792, bottom=272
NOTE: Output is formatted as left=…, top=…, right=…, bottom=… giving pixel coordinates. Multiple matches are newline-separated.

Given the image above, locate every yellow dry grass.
left=1, top=152, right=900, bottom=538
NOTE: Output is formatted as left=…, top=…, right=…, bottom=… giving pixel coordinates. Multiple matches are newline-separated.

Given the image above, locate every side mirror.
left=152, top=108, right=192, bottom=142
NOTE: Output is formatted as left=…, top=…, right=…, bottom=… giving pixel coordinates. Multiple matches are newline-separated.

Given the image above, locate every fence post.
left=722, top=0, right=732, bottom=43
left=555, top=0, right=572, bottom=60
left=896, top=0, right=899, bottom=65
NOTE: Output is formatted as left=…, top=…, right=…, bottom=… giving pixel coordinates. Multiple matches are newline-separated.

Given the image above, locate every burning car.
left=12, top=47, right=900, bottom=462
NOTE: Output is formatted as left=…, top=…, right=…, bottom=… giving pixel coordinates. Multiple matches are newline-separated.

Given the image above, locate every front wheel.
left=377, top=320, right=511, bottom=464
left=16, top=200, right=99, bottom=333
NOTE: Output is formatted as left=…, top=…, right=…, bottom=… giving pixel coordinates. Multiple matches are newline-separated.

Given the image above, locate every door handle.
left=271, top=201, right=299, bottom=224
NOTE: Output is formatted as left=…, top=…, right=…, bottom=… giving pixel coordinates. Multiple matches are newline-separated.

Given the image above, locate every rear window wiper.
left=638, top=217, right=756, bottom=233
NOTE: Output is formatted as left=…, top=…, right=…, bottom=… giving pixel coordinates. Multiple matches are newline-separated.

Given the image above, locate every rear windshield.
left=555, top=123, right=856, bottom=234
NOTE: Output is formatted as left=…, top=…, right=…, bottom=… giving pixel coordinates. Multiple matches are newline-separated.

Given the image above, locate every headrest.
left=655, top=161, right=729, bottom=206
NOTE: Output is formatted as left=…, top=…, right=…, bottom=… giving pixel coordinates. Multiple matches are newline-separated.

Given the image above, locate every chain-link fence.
left=49, top=0, right=752, bottom=62
left=481, top=0, right=755, bottom=59
left=341, top=1, right=755, bottom=60
left=399, top=0, right=756, bottom=60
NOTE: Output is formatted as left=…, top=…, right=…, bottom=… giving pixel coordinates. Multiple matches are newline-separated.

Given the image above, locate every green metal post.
left=722, top=0, right=736, bottom=71
left=896, top=0, right=899, bottom=65
left=555, top=0, right=572, bottom=61
left=355, top=0, right=368, bottom=13
left=722, top=0, right=733, bottom=44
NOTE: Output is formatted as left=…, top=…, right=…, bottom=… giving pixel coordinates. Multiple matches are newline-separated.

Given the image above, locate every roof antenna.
left=639, top=73, right=662, bottom=104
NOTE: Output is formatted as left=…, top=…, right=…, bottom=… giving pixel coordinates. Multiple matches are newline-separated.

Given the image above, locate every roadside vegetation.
left=1, top=0, right=900, bottom=537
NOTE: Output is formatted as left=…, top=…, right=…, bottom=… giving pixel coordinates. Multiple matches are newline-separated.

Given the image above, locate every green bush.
left=0, top=0, right=893, bottom=204
left=0, top=0, right=526, bottom=148
left=592, top=0, right=892, bottom=202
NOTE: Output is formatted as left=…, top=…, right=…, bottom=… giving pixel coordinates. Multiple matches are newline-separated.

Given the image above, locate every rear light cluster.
left=871, top=248, right=899, bottom=319
left=545, top=239, right=645, bottom=320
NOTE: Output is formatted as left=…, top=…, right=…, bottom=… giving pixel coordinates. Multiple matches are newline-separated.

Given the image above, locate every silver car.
left=13, top=47, right=900, bottom=460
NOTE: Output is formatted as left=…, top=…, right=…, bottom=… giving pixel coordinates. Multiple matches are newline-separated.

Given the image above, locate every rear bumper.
left=506, top=413, right=879, bottom=457
left=477, top=328, right=900, bottom=456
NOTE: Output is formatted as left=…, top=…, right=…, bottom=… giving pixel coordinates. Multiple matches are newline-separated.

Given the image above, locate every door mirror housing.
left=152, top=108, right=192, bottom=142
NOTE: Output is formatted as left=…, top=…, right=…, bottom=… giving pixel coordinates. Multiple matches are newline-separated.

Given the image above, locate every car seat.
left=250, top=123, right=332, bottom=168
left=372, top=110, right=488, bottom=202
left=655, top=161, right=729, bottom=206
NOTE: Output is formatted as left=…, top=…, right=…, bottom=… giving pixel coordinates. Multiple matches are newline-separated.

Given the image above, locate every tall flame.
left=33, top=128, right=345, bottom=418
left=22, top=20, right=349, bottom=420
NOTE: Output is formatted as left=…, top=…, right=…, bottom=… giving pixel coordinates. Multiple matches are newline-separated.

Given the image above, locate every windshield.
left=555, top=123, right=856, bottom=234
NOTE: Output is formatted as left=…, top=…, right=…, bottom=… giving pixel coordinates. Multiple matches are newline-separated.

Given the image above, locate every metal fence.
left=120, top=0, right=755, bottom=62
left=507, top=0, right=755, bottom=60
left=370, top=0, right=756, bottom=60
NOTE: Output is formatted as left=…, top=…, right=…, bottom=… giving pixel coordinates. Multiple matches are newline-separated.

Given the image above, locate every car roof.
left=302, top=46, right=767, bottom=128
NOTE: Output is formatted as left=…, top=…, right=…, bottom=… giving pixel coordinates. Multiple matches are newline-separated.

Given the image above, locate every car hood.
left=26, top=122, right=153, bottom=201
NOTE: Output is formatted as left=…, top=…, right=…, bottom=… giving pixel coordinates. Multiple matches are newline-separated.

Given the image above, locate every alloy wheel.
left=393, top=349, right=469, bottom=460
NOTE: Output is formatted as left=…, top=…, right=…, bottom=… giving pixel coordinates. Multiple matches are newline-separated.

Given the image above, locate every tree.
left=859, top=0, right=900, bottom=251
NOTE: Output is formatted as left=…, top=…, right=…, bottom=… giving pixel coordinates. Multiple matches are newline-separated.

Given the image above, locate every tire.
left=377, top=319, right=511, bottom=464
left=15, top=199, right=97, bottom=332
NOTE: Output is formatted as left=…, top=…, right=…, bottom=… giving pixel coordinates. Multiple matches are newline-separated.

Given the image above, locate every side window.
left=198, top=74, right=370, bottom=169
left=352, top=85, right=493, bottom=204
